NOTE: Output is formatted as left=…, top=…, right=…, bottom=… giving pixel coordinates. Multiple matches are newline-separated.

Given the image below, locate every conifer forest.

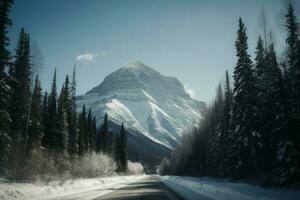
left=1, top=0, right=300, bottom=200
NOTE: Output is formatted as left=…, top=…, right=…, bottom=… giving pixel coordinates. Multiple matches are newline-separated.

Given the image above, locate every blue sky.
left=9, top=0, right=296, bottom=102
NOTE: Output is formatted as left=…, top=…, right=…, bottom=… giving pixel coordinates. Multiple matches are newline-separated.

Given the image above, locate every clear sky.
left=8, top=0, right=299, bottom=103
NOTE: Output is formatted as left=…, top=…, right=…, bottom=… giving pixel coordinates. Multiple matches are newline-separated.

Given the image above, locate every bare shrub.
left=72, top=152, right=117, bottom=178
left=127, top=161, right=144, bottom=175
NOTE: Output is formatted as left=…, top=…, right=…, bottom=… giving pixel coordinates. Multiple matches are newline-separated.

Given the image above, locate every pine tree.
left=115, top=132, right=121, bottom=171
left=254, top=36, right=266, bottom=78
left=56, top=84, right=70, bottom=174
left=230, top=18, right=260, bottom=178
left=68, top=66, right=79, bottom=158
left=285, top=3, right=300, bottom=152
left=119, top=123, right=127, bottom=172
left=0, top=0, right=12, bottom=76
left=78, top=105, right=88, bottom=155
left=57, top=84, right=69, bottom=154
left=220, top=71, right=233, bottom=176
left=0, top=0, right=13, bottom=176
left=87, top=108, right=93, bottom=152
left=42, top=91, right=48, bottom=147
left=99, top=113, right=108, bottom=153
left=44, top=70, right=58, bottom=150
left=91, top=117, right=97, bottom=152
left=207, top=84, right=224, bottom=176
left=10, top=29, right=32, bottom=149
left=270, top=3, right=300, bottom=183
left=28, top=76, right=44, bottom=152
left=8, top=29, right=32, bottom=180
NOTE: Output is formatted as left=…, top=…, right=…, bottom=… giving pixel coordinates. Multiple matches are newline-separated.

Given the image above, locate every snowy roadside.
left=0, top=175, right=147, bottom=200
left=161, top=176, right=300, bottom=200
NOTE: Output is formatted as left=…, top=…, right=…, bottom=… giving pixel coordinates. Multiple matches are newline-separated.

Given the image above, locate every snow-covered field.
left=161, top=176, right=300, bottom=200
left=0, top=175, right=146, bottom=200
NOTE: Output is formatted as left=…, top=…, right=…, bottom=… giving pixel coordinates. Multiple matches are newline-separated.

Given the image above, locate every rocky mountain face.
left=77, top=61, right=205, bottom=165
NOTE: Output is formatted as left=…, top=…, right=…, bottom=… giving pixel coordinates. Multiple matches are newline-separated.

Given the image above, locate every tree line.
left=160, top=3, right=300, bottom=185
left=0, top=0, right=128, bottom=181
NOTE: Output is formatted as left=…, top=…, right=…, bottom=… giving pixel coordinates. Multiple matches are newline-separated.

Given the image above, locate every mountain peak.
left=123, top=60, right=148, bottom=69
left=77, top=62, right=206, bottom=164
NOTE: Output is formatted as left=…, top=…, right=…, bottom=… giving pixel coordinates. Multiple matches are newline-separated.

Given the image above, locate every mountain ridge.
left=77, top=61, right=205, bottom=165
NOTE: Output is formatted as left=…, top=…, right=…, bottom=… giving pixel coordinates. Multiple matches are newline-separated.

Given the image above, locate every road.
left=95, top=176, right=184, bottom=200
left=43, top=176, right=185, bottom=200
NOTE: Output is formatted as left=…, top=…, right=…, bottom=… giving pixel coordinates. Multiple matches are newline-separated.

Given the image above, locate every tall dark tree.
left=28, top=76, right=44, bottom=152
left=10, top=29, right=32, bottom=148
left=230, top=18, right=260, bottom=178
left=0, top=0, right=13, bottom=175
left=56, top=84, right=71, bottom=174
left=42, top=91, right=48, bottom=147
left=87, top=108, right=93, bottom=151
left=57, top=84, right=69, bottom=154
left=285, top=3, right=300, bottom=151
left=220, top=71, right=233, bottom=176
left=0, top=0, right=12, bottom=76
left=91, top=117, right=97, bottom=152
left=8, top=29, right=32, bottom=180
left=206, top=84, right=224, bottom=176
left=78, top=105, right=87, bottom=155
left=119, top=123, right=127, bottom=172
left=270, top=3, right=300, bottom=183
left=254, top=36, right=265, bottom=77
left=68, top=66, right=79, bottom=158
left=98, top=113, right=108, bottom=153
left=43, top=70, right=58, bottom=149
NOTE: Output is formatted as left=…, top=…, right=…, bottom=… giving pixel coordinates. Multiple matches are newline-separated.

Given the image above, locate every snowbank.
left=0, top=175, right=146, bottom=200
left=161, top=176, right=300, bottom=200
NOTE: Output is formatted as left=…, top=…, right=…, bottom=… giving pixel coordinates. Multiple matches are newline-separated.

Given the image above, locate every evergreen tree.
left=256, top=41, right=283, bottom=174
left=57, top=84, right=69, bottom=154
left=87, top=108, right=93, bottom=152
left=28, top=76, right=44, bottom=152
left=207, top=84, right=224, bottom=176
left=270, top=3, right=300, bottom=183
left=119, top=123, right=127, bottom=172
left=230, top=18, right=260, bottom=178
left=254, top=36, right=266, bottom=78
left=68, top=66, right=79, bottom=158
left=220, top=71, right=233, bottom=176
left=8, top=29, right=32, bottom=180
left=0, top=0, right=13, bottom=175
left=10, top=29, right=32, bottom=150
left=285, top=3, right=300, bottom=151
left=115, top=132, right=121, bottom=171
left=43, top=70, right=58, bottom=149
left=78, top=105, right=88, bottom=155
left=0, top=0, right=12, bottom=76
left=42, top=91, right=48, bottom=147
left=99, top=113, right=108, bottom=153
left=91, top=117, right=97, bottom=152
left=56, top=84, right=70, bottom=174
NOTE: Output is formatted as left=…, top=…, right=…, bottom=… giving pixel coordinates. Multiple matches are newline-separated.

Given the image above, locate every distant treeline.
left=160, top=3, right=300, bottom=185
left=0, top=0, right=128, bottom=181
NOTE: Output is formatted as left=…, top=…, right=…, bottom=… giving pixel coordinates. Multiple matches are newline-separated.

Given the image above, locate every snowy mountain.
left=77, top=61, right=205, bottom=165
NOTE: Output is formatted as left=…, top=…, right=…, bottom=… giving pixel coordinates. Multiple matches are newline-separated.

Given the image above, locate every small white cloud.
left=76, top=51, right=112, bottom=63
left=76, top=53, right=98, bottom=62
left=184, top=84, right=196, bottom=99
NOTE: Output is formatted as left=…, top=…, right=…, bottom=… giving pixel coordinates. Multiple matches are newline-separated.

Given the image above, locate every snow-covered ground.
left=161, top=176, right=300, bottom=200
left=0, top=175, right=147, bottom=200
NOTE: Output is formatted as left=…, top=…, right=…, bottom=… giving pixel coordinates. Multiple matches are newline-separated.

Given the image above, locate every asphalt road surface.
left=94, top=176, right=184, bottom=200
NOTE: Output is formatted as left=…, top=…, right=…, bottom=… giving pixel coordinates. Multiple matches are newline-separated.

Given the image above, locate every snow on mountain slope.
left=77, top=61, right=205, bottom=164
